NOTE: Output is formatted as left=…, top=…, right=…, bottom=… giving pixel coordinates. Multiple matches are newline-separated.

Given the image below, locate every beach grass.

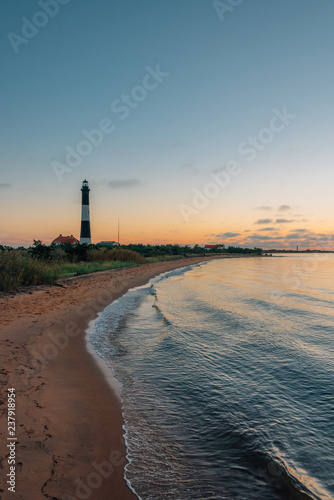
left=0, top=249, right=59, bottom=291
left=1, top=249, right=186, bottom=292
left=0, top=249, right=140, bottom=292
left=86, top=248, right=145, bottom=263
left=57, top=261, right=137, bottom=279
left=0, top=245, right=221, bottom=292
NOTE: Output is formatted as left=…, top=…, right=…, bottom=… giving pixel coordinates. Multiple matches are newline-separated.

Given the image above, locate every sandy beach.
left=0, top=255, right=235, bottom=500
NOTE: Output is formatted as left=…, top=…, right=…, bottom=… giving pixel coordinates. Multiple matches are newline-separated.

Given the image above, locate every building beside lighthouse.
left=52, top=234, right=79, bottom=245
left=80, top=179, right=92, bottom=244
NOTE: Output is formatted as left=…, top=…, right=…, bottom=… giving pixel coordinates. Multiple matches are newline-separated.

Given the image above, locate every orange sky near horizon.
left=1, top=185, right=333, bottom=250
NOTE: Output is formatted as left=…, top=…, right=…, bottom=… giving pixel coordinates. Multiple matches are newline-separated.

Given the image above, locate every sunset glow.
left=1, top=1, right=334, bottom=250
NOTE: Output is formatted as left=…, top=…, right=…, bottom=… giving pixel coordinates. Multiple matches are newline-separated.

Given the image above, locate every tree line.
left=0, top=241, right=263, bottom=261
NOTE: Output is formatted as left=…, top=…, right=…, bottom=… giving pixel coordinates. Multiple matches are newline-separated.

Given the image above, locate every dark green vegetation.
left=0, top=241, right=263, bottom=292
left=118, top=243, right=263, bottom=257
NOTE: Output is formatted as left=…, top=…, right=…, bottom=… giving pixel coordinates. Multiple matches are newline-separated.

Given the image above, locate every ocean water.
left=90, top=255, right=334, bottom=500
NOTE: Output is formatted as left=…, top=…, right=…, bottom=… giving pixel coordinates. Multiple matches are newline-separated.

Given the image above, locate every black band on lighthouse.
left=80, top=220, right=91, bottom=237
left=82, top=191, right=89, bottom=206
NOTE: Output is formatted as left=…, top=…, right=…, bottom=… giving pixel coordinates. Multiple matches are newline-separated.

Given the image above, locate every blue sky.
left=1, top=0, right=334, bottom=248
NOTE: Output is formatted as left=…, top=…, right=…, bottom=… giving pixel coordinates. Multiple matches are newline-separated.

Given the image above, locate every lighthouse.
left=80, top=179, right=92, bottom=244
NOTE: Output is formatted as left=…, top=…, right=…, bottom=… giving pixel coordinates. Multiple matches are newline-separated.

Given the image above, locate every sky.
left=1, top=0, right=334, bottom=249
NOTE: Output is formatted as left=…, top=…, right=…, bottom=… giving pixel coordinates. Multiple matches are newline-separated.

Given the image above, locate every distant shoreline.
left=264, top=250, right=334, bottom=253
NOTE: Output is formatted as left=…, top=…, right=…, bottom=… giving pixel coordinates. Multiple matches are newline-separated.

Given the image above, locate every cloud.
left=180, top=161, right=195, bottom=169
left=255, top=206, right=272, bottom=211
left=278, top=205, right=291, bottom=211
left=316, top=235, right=334, bottom=242
left=239, top=228, right=334, bottom=249
left=107, top=179, right=142, bottom=189
left=275, top=219, right=294, bottom=224
left=221, top=232, right=240, bottom=238
left=255, top=218, right=273, bottom=224
left=179, top=161, right=199, bottom=175
left=285, top=233, right=308, bottom=240
left=0, top=183, right=11, bottom=188
left=246, top=234, right=284, bottom=241
left=211, top=232, right=240, bottom=238
left=258, top=227, right=275, bottom=231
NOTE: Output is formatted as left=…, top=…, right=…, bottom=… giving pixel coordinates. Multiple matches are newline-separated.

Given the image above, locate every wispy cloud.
left=246, top=234, right=284, bottom=241
left=255, top=218, right=273, bottom=224
left=179, top=161, right=199, bottom=175
left=278, top=204, right=291, bottom=211
left=0, top=183, right=11, bottom=188
left=255, top=204, right=294, bottom=213
left=107, top=179, right=142, bottom=189
left=286, top=233, right=307, bottom=239
left=275, top=218, right=294, bottom=224
left=210, top=232, right=240, bottom=238
left=220, top=232, right=240, bottom=238
left=258, top=227, right=275, bottom=231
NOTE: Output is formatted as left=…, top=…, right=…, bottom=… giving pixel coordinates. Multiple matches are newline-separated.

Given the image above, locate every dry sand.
left=0, top=255, right=234, bottom=499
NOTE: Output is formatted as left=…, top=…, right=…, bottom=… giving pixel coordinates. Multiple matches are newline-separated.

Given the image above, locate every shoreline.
left=0, top=255, right=241, bottom=499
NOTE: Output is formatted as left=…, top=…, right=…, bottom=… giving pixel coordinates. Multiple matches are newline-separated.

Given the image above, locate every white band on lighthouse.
left=81, top=205, right=89, bottom=221
left=80, top=237, right=91, bottom=244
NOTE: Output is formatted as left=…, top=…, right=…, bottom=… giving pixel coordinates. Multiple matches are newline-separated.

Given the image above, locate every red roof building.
left=205, top=244, right=218, bottom=249
left=52, top=234, right=79, bottom=245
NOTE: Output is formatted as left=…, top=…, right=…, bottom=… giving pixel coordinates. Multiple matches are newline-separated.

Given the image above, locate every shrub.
left=86, top=248, right=144, bottom=263
left=0, top=250, right=58, bottom=292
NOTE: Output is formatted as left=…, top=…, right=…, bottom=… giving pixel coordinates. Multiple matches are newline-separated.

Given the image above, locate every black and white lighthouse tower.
left=80, top=179, right=92, bottom=244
